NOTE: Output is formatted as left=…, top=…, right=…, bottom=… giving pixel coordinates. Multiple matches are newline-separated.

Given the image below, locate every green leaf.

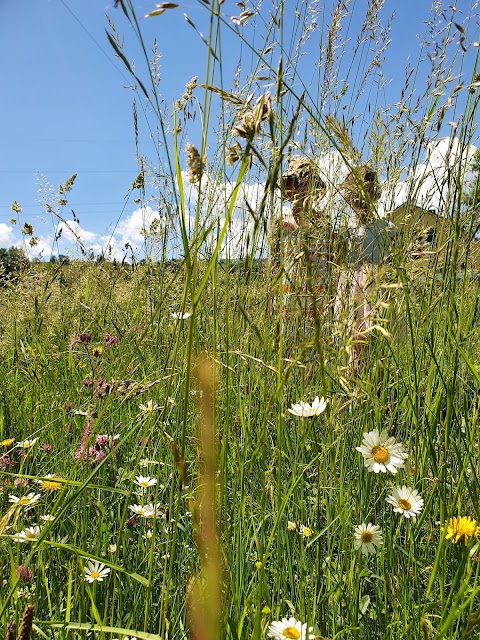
left=41, top=541, right=150, bottom=587
left=40, top=623, right=161, bottom=640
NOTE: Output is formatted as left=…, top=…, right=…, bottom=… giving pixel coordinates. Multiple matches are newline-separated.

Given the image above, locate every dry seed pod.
left=17, top=605, right=34, bottom=640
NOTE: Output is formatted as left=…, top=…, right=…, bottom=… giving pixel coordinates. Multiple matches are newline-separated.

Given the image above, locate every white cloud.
left=0, top=223, right=14, bottom=246
left=18, top=235, right=55, bottom=260
left=113, top=205, right=165, bottom=249
left=183, top=174, right=273, bottom=259
left=386, top=137, right=478, bottom=213
left=57, top=220, right=98, bottom=245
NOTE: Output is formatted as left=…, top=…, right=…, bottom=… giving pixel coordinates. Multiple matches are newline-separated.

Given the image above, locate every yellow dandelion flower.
left=92, top=345, right=103, bottom=357
left=36, top=475, right=64, bottom=492
left=444, top=516, right=480, bottom=545
left=0, top=438, right=14, bottom=447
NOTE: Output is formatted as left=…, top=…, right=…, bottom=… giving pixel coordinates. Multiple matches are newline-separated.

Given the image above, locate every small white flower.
left=139, top=400, right=160, bottom=413
left=9, top=493, right=41, bottom=510
left=354, top=523, right=383, bottom=556
left=139, top=458, right=159, bottom=467
left=299, top=524, right=312, bottom=538
left=170, top=312, right=192, bottom=320
left=267, top=616, right=315, bottom=640
left=143, top=530, right=153, bottom=540
left=107, top=544, right=117, bottom=553
left=17, top=438, right=38, bottom=449
left=11, top=526, right=41, bottom=543
left=287, top=521, right=297, bottom=531
left=288, top=396, right=327, bottom=417
left=386, top=486, right=424, bottom=520
left=134, top=475, right=158, bottom=489
left=40, top=514, right=55, bottom=522
left=83, top=560, right=110, bottom=583
left=356, top=429, right=408, bottom=474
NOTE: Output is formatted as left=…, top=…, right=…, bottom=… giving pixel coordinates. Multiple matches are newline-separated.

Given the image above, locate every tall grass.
left=1, top=1, right=480, bottom=639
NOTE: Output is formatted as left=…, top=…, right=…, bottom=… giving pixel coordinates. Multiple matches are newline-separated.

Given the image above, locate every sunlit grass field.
left=1, top=252, right=480, bottom=640
left=2, top=1, right=480, bottom=639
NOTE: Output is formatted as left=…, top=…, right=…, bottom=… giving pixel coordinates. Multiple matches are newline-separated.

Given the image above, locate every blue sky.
left=0, top=1, right=477, bottom=260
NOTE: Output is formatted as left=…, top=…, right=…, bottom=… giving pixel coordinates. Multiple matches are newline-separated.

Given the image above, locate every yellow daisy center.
left=139, top=481, right=149, bottom=487
left=302, top=527, right=312, bottom=537
left=26, top=531, right=36, bottom=539
left=398, top=499, right=411, bottom=511
left=19, top=497, right=31, bottom=505
left=371, top=445, right=389, bottom=463
left=361, top=530, right=373, bottom=543
left=282, top=627, right=300, bottom=639
left=90, top=571, right=100, bottom=580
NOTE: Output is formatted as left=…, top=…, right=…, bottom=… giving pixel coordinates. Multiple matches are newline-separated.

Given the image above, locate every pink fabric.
left=335, top=265, right=379, bottom=369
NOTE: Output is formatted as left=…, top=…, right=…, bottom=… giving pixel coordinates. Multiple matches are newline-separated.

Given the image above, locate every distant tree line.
left=0, top=246, right=29, bottom=279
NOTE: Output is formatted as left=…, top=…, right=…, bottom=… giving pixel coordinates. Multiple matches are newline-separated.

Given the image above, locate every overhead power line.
left=58, top=0, right=130, bottom=85
left=0, top=170, right=135, bottom=174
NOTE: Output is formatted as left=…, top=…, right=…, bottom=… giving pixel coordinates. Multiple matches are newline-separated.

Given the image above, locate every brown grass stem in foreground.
left=188, top=354, right=224, bottom=640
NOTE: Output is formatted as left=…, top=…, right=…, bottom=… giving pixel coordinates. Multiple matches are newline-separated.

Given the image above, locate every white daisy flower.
left=134, top=475, right=158, bottom=489
left=129, top=503, right=162, bottom=519
left=170, top=312, right=192, bottom=320
left=84, top=560, right=110, bottom=583
left=8, top=493, right=41, bottom=510
left=139, top=400, right=160, bottom=413
left=143, top=503, right=162, bottom=519
left=11, top=526, right=41, bottom=543
left=386, top=486, right=424, bottom=520
left=299, top=524, right=312, bottom=538
left=288, top=396, right=327, bottom=417
left=40, top=514, right=55, bottom=522
left=17, top=438, right=38, bottom=449
left=354, top=523, right=383, bottom=556
left=267, top=616, right=315, bottom=639
left=356, top=429, right=408, bottom=474
left=129, top=504, right=151, bottom=517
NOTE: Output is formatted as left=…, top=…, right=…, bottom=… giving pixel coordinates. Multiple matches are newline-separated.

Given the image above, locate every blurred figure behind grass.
left=269, top=156, right=336, bottom=322
left=334, top=165, right=395, bottom=375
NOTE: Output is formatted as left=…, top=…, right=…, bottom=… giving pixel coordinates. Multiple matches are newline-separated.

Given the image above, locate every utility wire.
left=58, top=0, right=131, bottom=85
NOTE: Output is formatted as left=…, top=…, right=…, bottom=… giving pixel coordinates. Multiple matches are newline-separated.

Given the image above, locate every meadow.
left=2, top=1, right=480, bottom=639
